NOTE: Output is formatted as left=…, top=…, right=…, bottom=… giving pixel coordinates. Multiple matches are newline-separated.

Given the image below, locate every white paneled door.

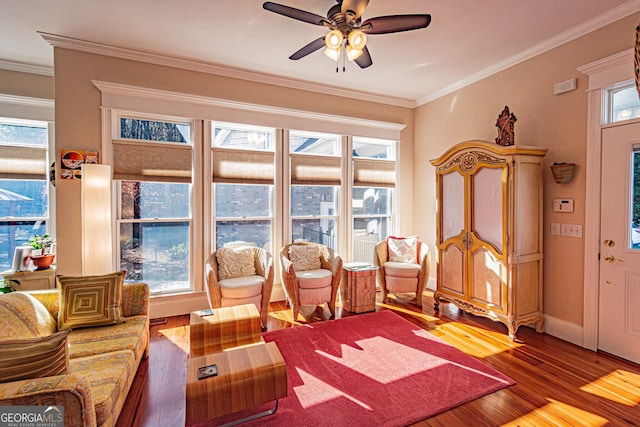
left=599, top=122, right=640, bottom=364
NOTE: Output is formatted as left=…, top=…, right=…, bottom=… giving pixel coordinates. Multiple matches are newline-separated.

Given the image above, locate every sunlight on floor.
left=267, top=308, right=303, bottom=326
left=317, top=335, right=449, bottom=383
left=294, top=368, right=372, bottom=410
left=376, top=302, right=439, bottom=322
left=158, top=326, right=189, bottom=353
left=580, top=369, right=640, bottom=406
left=502, top=399, right=609, bottom=427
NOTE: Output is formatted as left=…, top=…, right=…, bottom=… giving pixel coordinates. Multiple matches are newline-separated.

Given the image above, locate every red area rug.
left=214, top=310, right=514, bottom=426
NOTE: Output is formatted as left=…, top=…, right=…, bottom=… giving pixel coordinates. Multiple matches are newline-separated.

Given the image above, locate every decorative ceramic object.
left=30, top=254, right=56, bottom=270
left=550, top=162, right=575, bottom=184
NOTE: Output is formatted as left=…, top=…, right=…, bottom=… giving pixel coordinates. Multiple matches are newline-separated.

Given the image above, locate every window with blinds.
left=290, top=131, right=341, bottom=250
left=115, top=116, right=193, bottom=294
left=351, top=137, right=395, bottom=263
left=0, top=118, right=50, bottom=272
left=212, top=123, right=275, bottom=251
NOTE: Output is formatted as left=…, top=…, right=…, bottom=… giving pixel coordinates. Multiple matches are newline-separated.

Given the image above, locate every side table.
left=341, top=263, right=378, bottom=313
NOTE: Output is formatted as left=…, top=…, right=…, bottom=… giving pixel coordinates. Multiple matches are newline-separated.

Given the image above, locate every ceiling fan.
left=263, top=0, right=431, bottom=70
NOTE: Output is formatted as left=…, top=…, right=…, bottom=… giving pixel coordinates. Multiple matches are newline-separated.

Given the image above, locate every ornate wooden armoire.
left=430, top=141, right=548, bottom=340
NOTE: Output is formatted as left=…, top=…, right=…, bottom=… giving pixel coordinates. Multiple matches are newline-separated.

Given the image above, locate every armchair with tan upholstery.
left=205, top=246, right=274, bottom=327
left=279, top=242, right=343, bottom=321
left=374, top=237, right=430, bottom=307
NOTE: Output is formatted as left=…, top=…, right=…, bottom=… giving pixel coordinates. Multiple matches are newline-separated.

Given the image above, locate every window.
left=212, top=123, right=275, bottom=251
left=610, top=84, right=640, bottom=123
left=214, top=184, right=272, bottom=249
left=290, top=131, right=341, bottom=250
left=115, top=116, right=193, bottom=294
left=0, top=119, right=50, bottom=271
left=350, top=137, right=396, bottom=262
left=632, top=145, right=640, bottom=249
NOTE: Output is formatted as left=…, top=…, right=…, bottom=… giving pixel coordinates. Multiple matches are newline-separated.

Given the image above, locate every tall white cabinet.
left=430, top=141, right=547, bottom=340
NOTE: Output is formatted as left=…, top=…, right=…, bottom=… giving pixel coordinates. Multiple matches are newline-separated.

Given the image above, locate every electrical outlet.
left=551, top=223, right=561, bottom=235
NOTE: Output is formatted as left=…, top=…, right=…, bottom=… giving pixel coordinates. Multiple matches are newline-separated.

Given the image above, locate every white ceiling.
left=2, top=0, right=639, bottom=106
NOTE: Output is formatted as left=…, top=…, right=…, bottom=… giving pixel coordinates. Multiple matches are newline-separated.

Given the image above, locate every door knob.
left=604, top=254, right=624, bottom=263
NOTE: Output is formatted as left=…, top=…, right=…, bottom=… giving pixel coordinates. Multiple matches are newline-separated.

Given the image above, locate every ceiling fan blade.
left=289, top=36, right=326, bottom=60
left=263, top=2, right=327, bottom=26
left=341, top=0, right=369, bottom=20
left=361, top=14, right=431, bottom=34
left=355, top=45, right=372, bottom=69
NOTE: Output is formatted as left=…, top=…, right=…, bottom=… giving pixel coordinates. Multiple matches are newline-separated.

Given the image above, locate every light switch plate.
left=553, top=199, right=574, bottom=212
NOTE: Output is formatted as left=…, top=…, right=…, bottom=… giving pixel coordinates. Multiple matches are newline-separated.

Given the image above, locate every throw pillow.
left=289, top=244, right=322, bottom=271
left=387, top=236, right=419, bottom=263
left=0, top=292, right=57, bottom=339
left=57, top=271, right=126, bottom=331
left=216, top=247, right=257, bottom=281
left=0, top=330, right=70, bottom=382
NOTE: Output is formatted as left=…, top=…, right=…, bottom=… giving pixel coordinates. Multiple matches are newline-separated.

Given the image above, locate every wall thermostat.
left=553, top=198, right=574, bottom=212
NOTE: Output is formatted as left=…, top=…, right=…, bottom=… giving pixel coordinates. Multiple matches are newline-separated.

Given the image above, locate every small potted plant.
left=27, top=234, right=56, bottom=270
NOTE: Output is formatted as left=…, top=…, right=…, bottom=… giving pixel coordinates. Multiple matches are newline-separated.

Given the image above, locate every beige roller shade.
left=353, top=158, right=396, bottom=187
left=212, top=148, right=274, bottom=185
left=113, top=140, right=192, bottom=183
left=0, top=145, right=47, bottom=180
left=290, top=154, right=341, bottom=186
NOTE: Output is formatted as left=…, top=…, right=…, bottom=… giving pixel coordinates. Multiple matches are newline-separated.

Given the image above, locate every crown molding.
left=416, top=0, right=640, bottom=105
left=39, top=32, right=416, bottom=109
left=92, top=80, right=406, bottom=135
left=0, top=59, right=53, bottom=76
left=0, top=94, right=54, bottom=108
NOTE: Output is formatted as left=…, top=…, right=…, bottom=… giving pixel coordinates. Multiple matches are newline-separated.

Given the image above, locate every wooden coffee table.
left=186, top=341, right=287, bottom=425
left=189, top=304, right=263, bottom=358
left=186, top=304, right=287, bottom=426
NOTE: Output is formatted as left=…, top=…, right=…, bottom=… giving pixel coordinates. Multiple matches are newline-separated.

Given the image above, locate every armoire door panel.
left=441, top=171, right=465, bottom=242
left=514, top=261, right=541, bottom=314
left=470, top=248, right=504, bottom=310
left=471, top=166, right=504, bottom=253
left=515, top=161, right=542, bottom=254
left=440, top=244, right=465, bottom=294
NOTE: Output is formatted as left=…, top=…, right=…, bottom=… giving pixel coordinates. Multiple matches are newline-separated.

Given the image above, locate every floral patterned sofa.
left=0, top=274, right=150, bottom=427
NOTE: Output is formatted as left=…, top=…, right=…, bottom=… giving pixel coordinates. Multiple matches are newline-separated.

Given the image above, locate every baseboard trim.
left=270, top=282, right=286, bottom=302
left=543, top=314, right=584, bottom=347
left=150, top=291, right=208, bottom=319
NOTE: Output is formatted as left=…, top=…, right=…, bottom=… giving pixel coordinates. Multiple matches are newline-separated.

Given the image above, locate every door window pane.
left=611, top=86, right=640, bottom=123
left=632, top=147, right=640, bottom=249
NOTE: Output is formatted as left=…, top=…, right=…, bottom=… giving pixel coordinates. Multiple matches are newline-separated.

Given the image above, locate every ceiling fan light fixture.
left=323, top=45, right=342, bottom=61
left=348, top=30, right=367, bottom=50
left=325, top=29, right=343, bottom=49
left=346, top=44, right=363, bottom=61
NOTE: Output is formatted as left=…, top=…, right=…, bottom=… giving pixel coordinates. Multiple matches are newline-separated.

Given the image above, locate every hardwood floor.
left=117, top=291, right=640, bottom=426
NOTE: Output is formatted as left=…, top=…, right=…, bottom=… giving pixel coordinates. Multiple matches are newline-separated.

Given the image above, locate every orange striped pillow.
left=0, top=330, right=70, bottom=382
